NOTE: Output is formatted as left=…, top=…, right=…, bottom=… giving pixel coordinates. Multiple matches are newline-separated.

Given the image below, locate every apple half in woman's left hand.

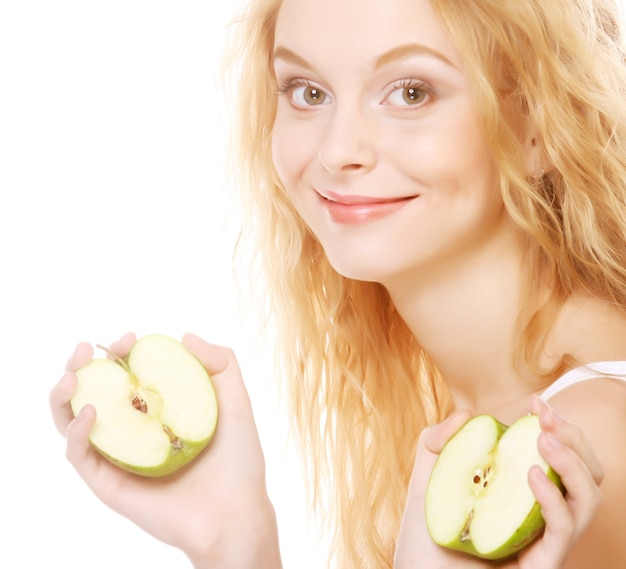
left=70, top=334, right=218, bottom=477
left=425, top=413, right=563, bottom=560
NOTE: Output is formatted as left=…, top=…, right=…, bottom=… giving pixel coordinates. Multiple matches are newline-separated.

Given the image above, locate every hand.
left=514, top=395, right=603, bottom=569
left=395, top=409, right=487, bottom=569
left=395, top=398, right=603, bottom=569
left=50, top=332, right=282, bottom=569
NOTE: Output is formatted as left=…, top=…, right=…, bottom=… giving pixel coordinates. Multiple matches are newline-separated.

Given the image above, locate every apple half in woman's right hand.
left=425, top=413, right=563, bottom=560
left=70, top=334, right=218, bottom=477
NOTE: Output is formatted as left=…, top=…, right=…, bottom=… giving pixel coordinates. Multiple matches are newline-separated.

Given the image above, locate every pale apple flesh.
left=425, top=414, right=563, bottom=560
left=70, top=334, right=218, bottom=477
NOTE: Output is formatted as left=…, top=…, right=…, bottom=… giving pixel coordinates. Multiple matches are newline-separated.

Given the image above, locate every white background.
left=0, top=2, right=323, bottom=568
left=1, top=1, right=624, bottom=568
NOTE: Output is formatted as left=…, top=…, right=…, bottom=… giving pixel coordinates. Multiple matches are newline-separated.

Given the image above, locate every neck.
left=386, top=228, right=537, bottom=415
left=385, top=226, right=626, bottom=418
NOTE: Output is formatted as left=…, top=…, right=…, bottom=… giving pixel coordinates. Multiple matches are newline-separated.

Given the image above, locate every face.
left=271, top=0, right=511, bottom=290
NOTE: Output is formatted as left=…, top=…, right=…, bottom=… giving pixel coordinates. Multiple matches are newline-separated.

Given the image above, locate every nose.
left=317, top=104, right=377, bottom=174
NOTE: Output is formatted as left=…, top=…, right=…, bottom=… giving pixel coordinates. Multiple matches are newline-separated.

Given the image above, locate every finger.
left=64, top=405, right=126, bottom=503
left=182, top=333, right=239, bottom=377
left=527, top=464, right=574, bottom=564
left=65, top=404, right=98, bottom=469
left=107, top=332, right=137, bottom=359
left=537, top=431, right=602, bottom=526
left=182, top=333, right=254, bottom=418
left=423, top=409, right=473, bottom=454
left=530, top=396, right=604, bottom=485
left=65, top=342, right=94, bottom=372
left=49, top=372, right=78, bottom=435
left=409, top=410, right=473, bottom=494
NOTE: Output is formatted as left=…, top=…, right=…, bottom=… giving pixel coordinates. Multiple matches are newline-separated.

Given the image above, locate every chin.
left=324, top=252, right=392, bottom=285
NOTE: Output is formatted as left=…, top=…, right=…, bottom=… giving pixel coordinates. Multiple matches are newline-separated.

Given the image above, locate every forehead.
left=273, top=0, right=463, bottom=69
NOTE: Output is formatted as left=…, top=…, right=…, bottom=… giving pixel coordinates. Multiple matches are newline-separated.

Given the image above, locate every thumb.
left=410, top=410, right=473, bottom=494
left=423, top=410, right=473, bottom=454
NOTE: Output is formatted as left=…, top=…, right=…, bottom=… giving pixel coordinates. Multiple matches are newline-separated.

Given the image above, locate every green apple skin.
left=70, top=334, right=218, bottom=477
left=425, top=414, right=564, bottom=560
left=429, top=477, right=559, bottom=561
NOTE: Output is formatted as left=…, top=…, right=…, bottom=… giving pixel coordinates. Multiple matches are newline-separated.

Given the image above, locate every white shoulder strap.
left=540, top=361, right=626, bottom=401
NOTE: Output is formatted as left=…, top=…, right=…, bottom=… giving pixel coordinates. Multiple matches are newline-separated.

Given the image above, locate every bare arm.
left=545, top=377, right=626, bottom=569
left=50, top=333, right=283, bottom=569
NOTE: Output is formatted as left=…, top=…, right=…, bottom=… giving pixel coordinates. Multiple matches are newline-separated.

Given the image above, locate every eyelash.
left=385, top=79, right=432, bottom=107
left=276, top=77, right=311, bottom=95
left=276, top=77, right=433, bottom=108
left=276, top=78, right=331, bottom=107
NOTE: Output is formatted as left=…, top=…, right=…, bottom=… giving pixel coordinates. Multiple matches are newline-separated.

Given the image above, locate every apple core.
left=425, top=414, right=563, bottom=560
left=71, top=334, right=219, bottom=477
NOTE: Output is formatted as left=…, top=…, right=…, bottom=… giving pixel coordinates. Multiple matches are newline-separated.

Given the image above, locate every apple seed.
left=473, top=466, right=492, bottom=488
left=132, top=396, right=148, bottom=413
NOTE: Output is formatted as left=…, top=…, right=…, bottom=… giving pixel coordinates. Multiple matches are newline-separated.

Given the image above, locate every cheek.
left=271, top=115, right=314, bottom=190
left=393, top=103, right=490, bottom=173
left=270, top=128, right=290, bottom=187
left=270, top=122, right=319, bottom=230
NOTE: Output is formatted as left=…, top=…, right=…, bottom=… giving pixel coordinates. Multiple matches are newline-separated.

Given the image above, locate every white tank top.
left=540, top=361, right=626, bottom=401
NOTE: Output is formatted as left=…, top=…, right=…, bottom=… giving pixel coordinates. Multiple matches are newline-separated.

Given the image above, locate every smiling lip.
left=317, top=190, right=419, bottom=224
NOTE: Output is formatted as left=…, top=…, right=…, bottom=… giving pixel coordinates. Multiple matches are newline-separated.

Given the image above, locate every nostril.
left=317, top=127, right=377, bottom=174
left=318, top=152, right=375, bottom=174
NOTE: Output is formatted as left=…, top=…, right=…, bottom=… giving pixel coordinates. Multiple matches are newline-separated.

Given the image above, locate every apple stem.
left=96, top=344, right=130, bottom=371
left=163, top=425, right=184, bottom=452
left=460, top=510, right=474, bottom=543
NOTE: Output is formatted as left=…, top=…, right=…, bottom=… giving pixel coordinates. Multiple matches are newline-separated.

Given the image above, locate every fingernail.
left=533, top=395, right=565, bottom=426
left=532, top=393, right=548, bottom=410
left=543, top=402, right=565, bottom=427
left=550, top=407, right=566, bottom=424
left=547, top=432, right=563, bottom=448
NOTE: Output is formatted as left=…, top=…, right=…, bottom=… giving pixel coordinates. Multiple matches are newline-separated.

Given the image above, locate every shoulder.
left=548, top=375, right=626, bottom=472
left=548, top=377, right=626, bottom=568
left=541, top=361, right=626, bottom=400
left=547, top=373, right=626, bottom=438
left=548, top=373, right=626, bottom=466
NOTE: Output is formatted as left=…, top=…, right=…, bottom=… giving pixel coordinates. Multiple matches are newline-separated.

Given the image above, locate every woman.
left=50, top=0, right=626, bottom=567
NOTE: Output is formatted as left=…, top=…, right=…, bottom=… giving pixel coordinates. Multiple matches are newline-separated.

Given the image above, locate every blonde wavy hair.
left=224, top=0, right=626, bottom=567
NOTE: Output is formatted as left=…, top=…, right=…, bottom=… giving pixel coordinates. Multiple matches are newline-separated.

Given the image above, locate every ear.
left=523, top=131, right=553, bottom=180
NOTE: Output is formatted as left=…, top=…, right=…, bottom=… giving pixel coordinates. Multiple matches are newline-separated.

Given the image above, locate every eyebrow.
left=272, top=43, right=457, bottom=71
left=272, top=46, right=313, bottom=69
left=374, top=43, right=458, bottom=70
